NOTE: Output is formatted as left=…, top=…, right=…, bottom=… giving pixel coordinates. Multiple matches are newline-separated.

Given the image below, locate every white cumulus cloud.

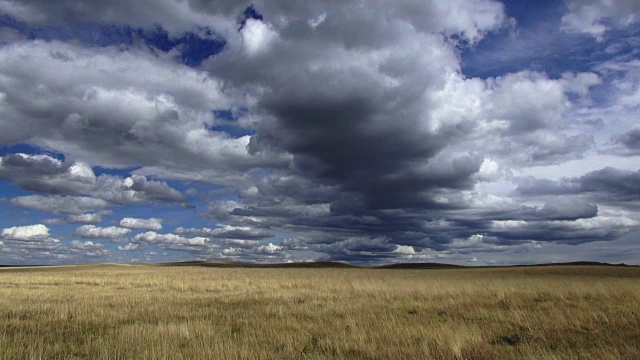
left=2, top=224, right=50, bottom=240
left=75, top=225, right=131, bottom=240
left=119, top=217, right=163, bottom=231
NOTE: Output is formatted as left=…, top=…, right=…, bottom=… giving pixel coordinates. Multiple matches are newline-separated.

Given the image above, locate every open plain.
left=0, top=264, right=639, bottom=359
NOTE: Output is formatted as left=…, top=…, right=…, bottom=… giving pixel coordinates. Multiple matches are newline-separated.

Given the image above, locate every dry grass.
left=0, top=264, right=639, bottom=359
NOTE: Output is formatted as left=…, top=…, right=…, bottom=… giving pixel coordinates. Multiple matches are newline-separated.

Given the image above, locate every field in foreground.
left=0, top=265, right=639, bottom=359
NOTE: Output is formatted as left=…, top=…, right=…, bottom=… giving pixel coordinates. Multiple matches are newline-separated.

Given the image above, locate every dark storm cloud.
left=516, top=177, right=579, bottom=196
left=517, top=167, right=640, bottom=202
left=525, top=134, right=594, bottom=164
left=253, top=95, right=475, bottom=210
left=487, top=218, right=634, bottom=245
left=0, top=153, right=185, bottom=208
left=484, top=201, right=599, bottom=222
left=615, top=127, right=640, bottom=153
left=0, top=153, right=91, bottom=194
left=579, top=167, right=640, bottom=201
left=203, top=2, right=501, bottom=215
left=204, top=163, right=632, bottom=259
left=291, top=237, right=402, bottom=264
left=174, top=226, right=274, bottom=241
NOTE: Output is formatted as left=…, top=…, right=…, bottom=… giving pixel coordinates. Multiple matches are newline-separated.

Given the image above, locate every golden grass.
left=0, top=265, right=639, bottom=359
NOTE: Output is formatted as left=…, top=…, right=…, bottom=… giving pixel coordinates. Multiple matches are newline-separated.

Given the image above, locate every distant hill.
left=160, top=260, right=635, bottom=269
left=157, top=260, right=359, bottom=268
left=375, top=262, right=464, bottom=269
left=1, top=260, right=636, bottom=269
left=515, top=261, right=635, bottom=267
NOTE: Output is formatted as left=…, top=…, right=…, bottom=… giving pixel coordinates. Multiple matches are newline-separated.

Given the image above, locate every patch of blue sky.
left=163, top=180, right=214, bottom=201
left=0, top=14, right=225, bottom=67
left=209, top=190, right=241, bottom=203
left=0, top=178, right=68, bottom=231
left=209, top=124, right=256, bottom=138
left=139, top=27, right=226, bottom=67
left=0, top=202, right=50, bottom=229
left=213, top=109, right=236, bottom=121
left=107, top=203, right=196, bottom=231
left=45, top=222, right=81, bottom=239
left=0, top=143, right=65, bottom=161
left=210, top=108, right=255, bottom=138
left=158, top=208, right=203, bottom=232
left=248, top=169, right=274, bottom=181
left=461, top=0, right=640, bottom=80
left=0, top=14, right=133, bottom=46
left=150, top=250, right=189, bottom=263
left=502, top=0, right=566, bottom=28
left=214, top=107, right=251, bottom=121
left=0, top=178, right=32, bottom=198
left=239, top=4, right=264, bottom=30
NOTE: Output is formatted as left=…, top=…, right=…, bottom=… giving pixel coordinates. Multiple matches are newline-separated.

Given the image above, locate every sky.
left=0, top=0, right=639, bottom=266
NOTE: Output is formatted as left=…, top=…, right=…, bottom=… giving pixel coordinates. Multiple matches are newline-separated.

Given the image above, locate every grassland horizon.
left=1, top=259, right=637, bottom=269
left=1, top=263, right=639, bottom=359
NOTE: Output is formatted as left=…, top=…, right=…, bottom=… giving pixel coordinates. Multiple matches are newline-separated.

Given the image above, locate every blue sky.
left=0, top=0, right=639, bottom=265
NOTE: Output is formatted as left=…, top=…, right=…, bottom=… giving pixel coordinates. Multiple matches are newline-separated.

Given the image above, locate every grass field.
left=0, top=264, right=639, bottom=359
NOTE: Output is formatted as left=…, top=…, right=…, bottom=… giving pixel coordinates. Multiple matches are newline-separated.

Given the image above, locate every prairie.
left=0, top=264, right=639, bottom=359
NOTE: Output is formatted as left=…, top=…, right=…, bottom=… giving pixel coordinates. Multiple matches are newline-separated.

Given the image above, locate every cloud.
left=0, top=153, right=184, bottom=211
left=11, top=195, right=109, bottom=214
left=68, top=240, right=110, bottom=257
left=495, top=201, right=599, bottom=222
left=174, top=225, right=273, bottom=240
left=117, top=243, right=139, bottom=251
left=308, top=13, right=326, bottom=30
left=577, top=167, right=640, bottom=201
left=614, top=127, right=640, bottom=154
left=194, top=26, right=617, bottom=261
left=132, top=231, right=211, bottom=253
left=1, top=225, right=110, bottom=261
left=1, top=224, right=49, bottom=240
left=133, top=231, right=206, bottom=245
left=488, top=210, right=639, bottom=245
left=219, top=241, right=290, bottom=262
left=67, top=211, right=113, bottom=224
left=119, top=217, right=163, bottom=231
left=562, top=0, right=640, bottom=41
left=0, top=40, right=287, bottom=184
left=0, top=153, right=95, bottom=194
left=517, top=167, right=640, bottom=202
left=0, top=154, right=185, bottom=205
left=257, top=242, right=282, bottom=254
left=75, top=225, right=131, bottom=240
left=92, top=174, right=184, bottom=204
left=278, top=236, right=402, bottom=263
left=1, top=224, right=61, bottom=251
left=0, top=1, right=509, bottom=46
left=43, top=211, right=112, bottom=225
left=0, top=0, right=241, bottom=36
left=241, top=18, right=278, bottom=56
left=393, top=245, right=416, bottom=255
